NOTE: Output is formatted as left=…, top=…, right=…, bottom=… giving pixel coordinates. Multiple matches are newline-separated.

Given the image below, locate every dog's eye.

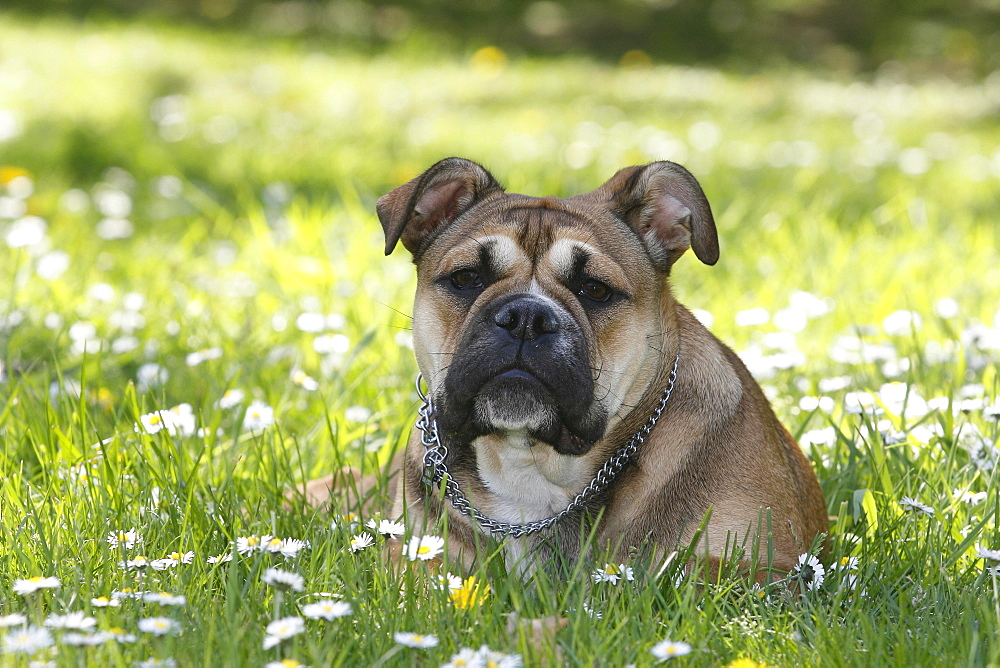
left=579, top=280, right=613, bottom=303
left=450, top=269, right=483, bottom=290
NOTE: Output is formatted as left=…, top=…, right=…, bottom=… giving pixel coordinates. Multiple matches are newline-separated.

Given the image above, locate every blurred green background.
left=5, top=0, right=1000, bottom=74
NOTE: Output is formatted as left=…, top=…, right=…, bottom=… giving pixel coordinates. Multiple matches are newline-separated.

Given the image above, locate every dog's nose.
left=493, top=297, right=560, bottom=341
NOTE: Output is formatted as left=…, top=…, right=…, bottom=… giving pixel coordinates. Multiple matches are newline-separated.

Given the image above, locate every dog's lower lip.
left=496, top=369, right=537, bottom=382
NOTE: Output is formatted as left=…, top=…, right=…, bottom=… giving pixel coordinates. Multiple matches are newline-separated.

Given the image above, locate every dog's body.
left=310, top=157, right=826, bottom=577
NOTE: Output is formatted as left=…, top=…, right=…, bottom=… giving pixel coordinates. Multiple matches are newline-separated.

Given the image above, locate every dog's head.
left=378, top=157, right=717, bottom=456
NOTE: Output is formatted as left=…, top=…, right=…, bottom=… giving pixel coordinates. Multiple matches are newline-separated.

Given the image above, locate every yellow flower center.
left=603, top=564, right=618, bottom=575
left=170, top=552, right=181, bottom=560
left=149, top=415, right=162, bottom=425
left=840, top=557, right=851, bottom=566
left=28, top=576, right=45, bottom=583
left=247, top=537, right=259, bottom=546
left=269, top=538, right=282, bottom=547
left=417, top=545, right=431, bottom=555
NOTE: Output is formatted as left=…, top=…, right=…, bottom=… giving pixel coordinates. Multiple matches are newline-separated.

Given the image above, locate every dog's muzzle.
left=438, top=293, right=607, bottom=454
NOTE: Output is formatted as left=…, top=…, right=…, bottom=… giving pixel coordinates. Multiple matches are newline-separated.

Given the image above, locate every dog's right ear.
left=377, top=157, right=503, bottom=257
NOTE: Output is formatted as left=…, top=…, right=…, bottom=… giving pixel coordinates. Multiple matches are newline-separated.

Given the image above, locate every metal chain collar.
left=414, top=353, right=680, bottom=539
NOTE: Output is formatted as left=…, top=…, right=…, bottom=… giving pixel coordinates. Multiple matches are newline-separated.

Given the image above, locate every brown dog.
left=307, top=157, right=826, bottom=578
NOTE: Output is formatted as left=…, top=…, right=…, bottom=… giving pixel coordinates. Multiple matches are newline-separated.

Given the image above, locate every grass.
left=1, top=12, right=1000, bottom=667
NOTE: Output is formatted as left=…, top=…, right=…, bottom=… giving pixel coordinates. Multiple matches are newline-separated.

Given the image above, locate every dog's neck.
left=471, top=431, right=595, bottom=524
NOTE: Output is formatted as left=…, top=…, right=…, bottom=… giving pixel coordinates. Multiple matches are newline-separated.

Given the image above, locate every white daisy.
left=137, top=617, right=180, bottom=636
left=218, top=388, right=245, bottom=409
left=474, top=645, right=523, bottom=668
left=404, top=535, right=445, bottom=561
left=975, top=545, right=1000, bottom=562
left=279, top=538, right=309, bottom=558
left=262, top=568, right=305, bottom=592
left=443, top=648, right=481, bottom=668
left=61, top=631, right=114, bottom=646
left=262, top=536, right=286, bottom=553
left=436, top=572, right=464, bottom=591
left=207, top=552, right=234, bottom=564
left=136, top=659, right=177, bottom=668
left=123, top=555, right=150, bottom=570
left=829, top=556, right=860, bottom=572
left=650, top=640, right=692, bottom=661
left=291, top=369, right=319, bottom=391
left=236, top=535, right=263, bottom=555
left=374, top=519, right=405, bottom=539
left=301, top=600, right=352, bottom=620
left=243, top=400, right=275, bottom=431
left=143, top=592, right=187, bottom=606
left=265, top=660, right=309, bottom=668
left=394, top=631, right=439, bottom=648
left=2, top=626, right=54, bottom=653
left=262, top=616, right=305, bottom=649
left=12, top=576, right=61, bottom=595
left=954, top=489, right=988, bottom=504
left=0, top=613, right=27, bottom=627
left=106, top=528, right=141, bottom=550
left=111, top=588, right=146, bottom=600
left=791, top=552, right=826, bottom=591
left=591, top=563, right=635, bottom=585
left=150, top=558, right=176, bottom=571
left=91, top=596, right=120, bottom=608
left=899, top=496, right=936, bottom=516
left=350, top=532, right=375, bottom=552
left=44, top=611, right=97, bottom=630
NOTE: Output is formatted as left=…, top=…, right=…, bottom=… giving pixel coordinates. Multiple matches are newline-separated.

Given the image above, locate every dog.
left=304, top=157, right=827, bottom=579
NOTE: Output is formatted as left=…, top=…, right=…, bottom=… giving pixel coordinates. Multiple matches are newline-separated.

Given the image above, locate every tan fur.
left=304, top=158, right=827, bottom=578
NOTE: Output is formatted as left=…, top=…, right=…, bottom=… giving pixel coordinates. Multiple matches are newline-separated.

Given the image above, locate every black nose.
left=493, top=296, right=560, bottom=341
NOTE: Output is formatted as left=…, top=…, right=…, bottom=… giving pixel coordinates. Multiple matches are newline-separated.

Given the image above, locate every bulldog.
left=307, top=157, right=827, bottom=579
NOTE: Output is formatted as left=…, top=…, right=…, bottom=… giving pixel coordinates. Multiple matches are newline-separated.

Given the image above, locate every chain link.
left=414, top=353, right=680, bottom=539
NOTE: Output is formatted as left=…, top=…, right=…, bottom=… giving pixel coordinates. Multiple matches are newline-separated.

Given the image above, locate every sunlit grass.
left=1, top=13, right=999, bottom=667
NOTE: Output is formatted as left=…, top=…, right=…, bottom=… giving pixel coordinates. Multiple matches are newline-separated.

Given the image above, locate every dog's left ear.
left=377, top=157, right=503, bottom=258
left=593, top=161, right=719, bottom=271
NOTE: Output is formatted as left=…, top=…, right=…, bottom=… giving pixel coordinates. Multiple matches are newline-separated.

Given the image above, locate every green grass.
left=1, top=13, right=1000, bottom=667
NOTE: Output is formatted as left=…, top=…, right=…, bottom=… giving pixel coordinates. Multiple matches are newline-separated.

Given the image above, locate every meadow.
left=1, top=13, right=1000, bottom=667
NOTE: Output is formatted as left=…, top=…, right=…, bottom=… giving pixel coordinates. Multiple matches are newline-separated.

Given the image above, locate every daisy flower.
left=262, top=616, right=305, bottom=649
left=108, top=627, right=138, bottom=643
left=975, top=545, right=1000, bottom=562
left=236, top=535, right=263, bottom=555
left=899, top=496, right=935, bottom=516
left=218, top=388, right=245, bottom=409
left=263, top=536, right=286, bottom=553
left=111, top=588, right=146, bottom=600
left=62, top=631, right=114, bottom=646
left=291, top=369, right=319, bottom=391
left=123, top=555, right=150, bottom=570
left=443, top=648, right=481, bottom=668
left=106, top=528, right=141, bottom=550
left=262, top=568, right=305, bottom=592
left=791, top=553, right=826, bottom=591
left=0, top=613, right=27, bottom=627
left=207, top=552, right=234, bottom=564
left=279, top=538, right=309, bottom=558
left=265, top=659, right=309, bottom=668
left=2, top=626, right=54, bottom=653
left=651, top=640, right=692, bottom=661
left=436, top=572, right=463, bottom=591
left=374, top=518, right=405, bottom=539
left=91, top=596, right=120, bottom=608
left=150, top=558, right=176, bottom=571
left=350, top=532, right=375, bottom=552
left=394, top=631, right=439, bottom=648
left=474, top=646, right=523, bottom=668
left=143, top=592, right=187, bottom=606
left=954, top=489, right=988, bottom=504
left=302, top=600, right=352, bottom=620
left=136, top=659, right=177, bottom=668
left=591, top=563, right=634, bottom=585
left=243, top=400, right=275, bottom=431
left=137, top=617, right=180, bottom=636
left=44, top=611, right=97, bottom=630
left=12, top=576, right=61, bottom=595
left=404, top=535, right=445, bottom=561
left=829, top=556, right=859, bottom=572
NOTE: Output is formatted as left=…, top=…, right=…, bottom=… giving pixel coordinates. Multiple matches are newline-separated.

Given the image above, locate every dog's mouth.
left=437, top=362, right=606, bottom=456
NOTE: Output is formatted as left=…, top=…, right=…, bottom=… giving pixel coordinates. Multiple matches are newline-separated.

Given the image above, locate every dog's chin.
left=471, top=375, right=597, bottom=456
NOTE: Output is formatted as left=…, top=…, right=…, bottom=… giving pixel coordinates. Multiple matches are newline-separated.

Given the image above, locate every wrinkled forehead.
left=423, top=196, right=650, bottom=288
